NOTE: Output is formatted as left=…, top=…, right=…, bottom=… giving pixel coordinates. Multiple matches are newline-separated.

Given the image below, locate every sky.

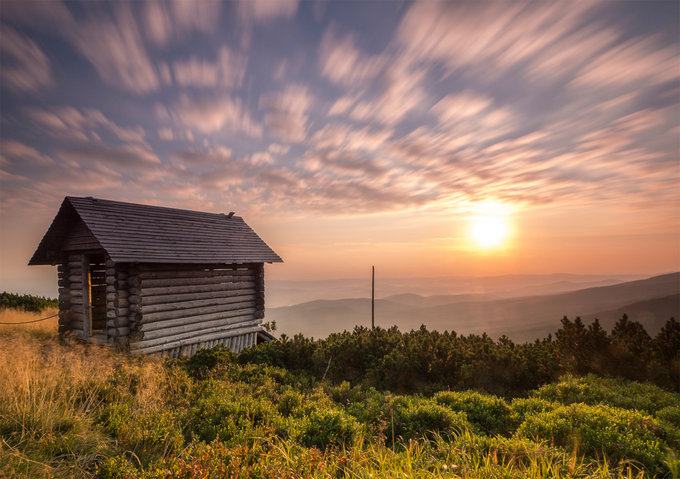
left=0, top=0, right=679, bottom=297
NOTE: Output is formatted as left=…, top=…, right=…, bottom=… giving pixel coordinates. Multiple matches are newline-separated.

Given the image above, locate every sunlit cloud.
left=171, top=94, right=263, bottom=137
left=172, top=46, right=247, bottom=89
left=143, top=0, right=221, bottom=46
left=0, top=24, right=52, bottom=93
left=260, top=85, right=313, bottom=143
left=318, top=24, right=385, bottom=87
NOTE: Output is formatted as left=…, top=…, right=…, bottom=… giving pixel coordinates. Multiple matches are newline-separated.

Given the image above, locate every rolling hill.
left=268, top=273, right=679, bottom=342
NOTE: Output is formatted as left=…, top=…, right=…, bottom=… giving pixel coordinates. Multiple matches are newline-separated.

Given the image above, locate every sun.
left=467, top=208, right=512, bottom=250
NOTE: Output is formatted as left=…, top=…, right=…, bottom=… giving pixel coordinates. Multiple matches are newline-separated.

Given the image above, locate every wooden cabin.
left=29, top=196, right=282, bottom=357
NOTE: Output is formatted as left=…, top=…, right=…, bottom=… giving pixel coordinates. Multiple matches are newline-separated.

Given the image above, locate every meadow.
left=0, top=301, right=679, bottom=478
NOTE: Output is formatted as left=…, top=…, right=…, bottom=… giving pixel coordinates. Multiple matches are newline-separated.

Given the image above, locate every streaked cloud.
left=171, top=94, right=263, bottom=137
left=260, top=85, right=313, bottom=143
left=0, top=25, right=52, bottom=93
left=319, top=25, right=385, bottom=86
left=237, top=0, right=300, bottom=24
left=143, top=0, right=221, bottom=46
left=68, top=2, right=160, bottom=94
left=172, top=46, right=247, bottom=89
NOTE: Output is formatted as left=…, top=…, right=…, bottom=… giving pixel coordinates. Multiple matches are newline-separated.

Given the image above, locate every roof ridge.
left=29, top=196, right=282, bottom=265
left=66, top=196, right=241, bottom=220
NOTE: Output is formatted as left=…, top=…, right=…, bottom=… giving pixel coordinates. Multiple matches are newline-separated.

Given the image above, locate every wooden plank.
left=131, top=325, right=263, bottom=354
left=140, top=275, right=254, bottom=288
left=82, top=255, right=92, bottom=337
left=141, top=299, right=255, bottom=322
left=59, top=289, right=83, bottom=298
left=139, top=287, right=256, bottom=306
left=141, top=281, right=256, bottom=297
left=140, top=292, right=255, bottom=314
left=138, top=262, right=255, bottom=272
left=140, top=308, right=257, bottom=335
left=138, top=269, right=254, bottom=282
left=140, top=314, right=256, bottom=341
left=135, top=319, right=259, bottom=350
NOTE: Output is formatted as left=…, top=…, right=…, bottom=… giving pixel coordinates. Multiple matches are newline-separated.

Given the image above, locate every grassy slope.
left=1, top=308, right=679, bottom=478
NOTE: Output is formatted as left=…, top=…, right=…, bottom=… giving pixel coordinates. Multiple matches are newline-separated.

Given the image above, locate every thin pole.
left=371, top=265, right=375, bottom=329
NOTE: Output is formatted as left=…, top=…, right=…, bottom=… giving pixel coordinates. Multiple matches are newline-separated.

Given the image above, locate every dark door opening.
left=87, top=254, right=107, bottom=334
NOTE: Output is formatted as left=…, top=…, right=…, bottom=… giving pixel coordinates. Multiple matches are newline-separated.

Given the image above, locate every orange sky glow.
left=0, top=1, right=678, bottom=297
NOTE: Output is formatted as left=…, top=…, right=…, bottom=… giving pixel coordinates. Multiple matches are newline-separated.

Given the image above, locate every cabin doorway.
left=87, top=254, right=107, bottom=335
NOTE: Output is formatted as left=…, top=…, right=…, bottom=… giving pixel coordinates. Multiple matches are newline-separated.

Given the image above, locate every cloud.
left=430, top=91, right=518, bottom=143
left=144, top=0, right=221, bottom=46
left=328, top=94, right=359, bottom=116
left=24, top=107, right=147, bottom=145
left=172, top=94, right=263, bottom=137
left=158, top=128, right=174, bottom=141
left=237, top=0, right=299, bottom=24
left=311, top=123, right=392, bottom=153
left=318, top=25, right=385, bottom=86
left=260, top=85, right=312, bottom=143
left=373, top=60, right=427, bottom=125
left=54, top=143, right=160, bottom=170
left=172, top=46, right=247, bottom=89
left=0, top=25, right=52, bottom=93
left=571, top=35, right=679, bottom=89
left=0, top=140, right=54, bottom=167
left=69, top=2, right=159, bottom=94
left=396, top=1, right=602, bottom=79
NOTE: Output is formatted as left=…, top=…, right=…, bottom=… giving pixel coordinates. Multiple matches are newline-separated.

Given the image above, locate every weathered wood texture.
left=62, top=220, right=101, bottom=251
left=140, top=330, right=259, bottom=357
left=57, top=253, right=88, bottom=339
left=127, top=263, right=263, bottom=355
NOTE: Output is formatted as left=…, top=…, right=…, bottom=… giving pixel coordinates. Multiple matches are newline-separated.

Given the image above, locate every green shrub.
left=298, top=408, right=362, bottom=449
left=186, top=381, right=283, bottom=444
left=229, top=363, right=292, bottom=388
left=509, top=397, right=560, bottom=428
left=434, top=390, right=512, bottom=436
left=533, top=374, right=679, bottom=413
left=516, top=402, right=679, bottom=472
left=387, top=396, right=470, bottom=445
left=277, top=389, right=304, bottom=417
left=657, top=405, right=680, bottom=428
left=99, top=402, right=184, bottom=462
left=184, top=345, right=236, bottom=379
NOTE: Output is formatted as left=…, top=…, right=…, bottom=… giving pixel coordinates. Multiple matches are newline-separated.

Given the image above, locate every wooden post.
left=371, top=265, right=375, bottom=329
left=81, top=254, right=91, bottom=337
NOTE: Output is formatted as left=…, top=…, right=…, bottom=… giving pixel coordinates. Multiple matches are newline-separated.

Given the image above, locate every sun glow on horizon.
left=466, top=202, right=513, bottom=250
left=470, top=216, right=509, bottom=249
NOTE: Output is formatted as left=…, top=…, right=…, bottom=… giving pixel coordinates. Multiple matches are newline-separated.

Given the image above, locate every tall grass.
left=0, top=308, right=169, bottom=477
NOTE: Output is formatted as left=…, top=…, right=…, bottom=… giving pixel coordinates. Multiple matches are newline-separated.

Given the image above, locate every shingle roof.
left=29, top=196, right=282, bottom=265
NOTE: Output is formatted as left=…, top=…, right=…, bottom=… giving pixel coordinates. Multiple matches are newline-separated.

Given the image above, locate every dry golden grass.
left=0, top=307, right=59, bottom=332
left=0, top=307, right=169, bottom=478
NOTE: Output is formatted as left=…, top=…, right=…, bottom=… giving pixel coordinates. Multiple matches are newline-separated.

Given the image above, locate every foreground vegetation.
left=1, top=306, right=679, bottom=478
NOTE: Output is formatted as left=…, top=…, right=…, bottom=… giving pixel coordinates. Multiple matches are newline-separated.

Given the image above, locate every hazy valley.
left=267, top=272, right=680, bottom=341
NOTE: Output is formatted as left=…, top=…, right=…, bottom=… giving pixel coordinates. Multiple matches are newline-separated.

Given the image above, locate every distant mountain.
left=383, top=293, right=494, bottom=307
left=583, top=294, right=679, bottom=332
left=266, top=273, right=645, bottom=307
left=268, top=273, right=679, bottom=342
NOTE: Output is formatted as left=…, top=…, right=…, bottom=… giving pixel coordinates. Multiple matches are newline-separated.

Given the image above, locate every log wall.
left=128, top=263, right=265, bottom=356
left=57, top=258, right=266, bottom=355
left=57, top=253, right=89, bottom=339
